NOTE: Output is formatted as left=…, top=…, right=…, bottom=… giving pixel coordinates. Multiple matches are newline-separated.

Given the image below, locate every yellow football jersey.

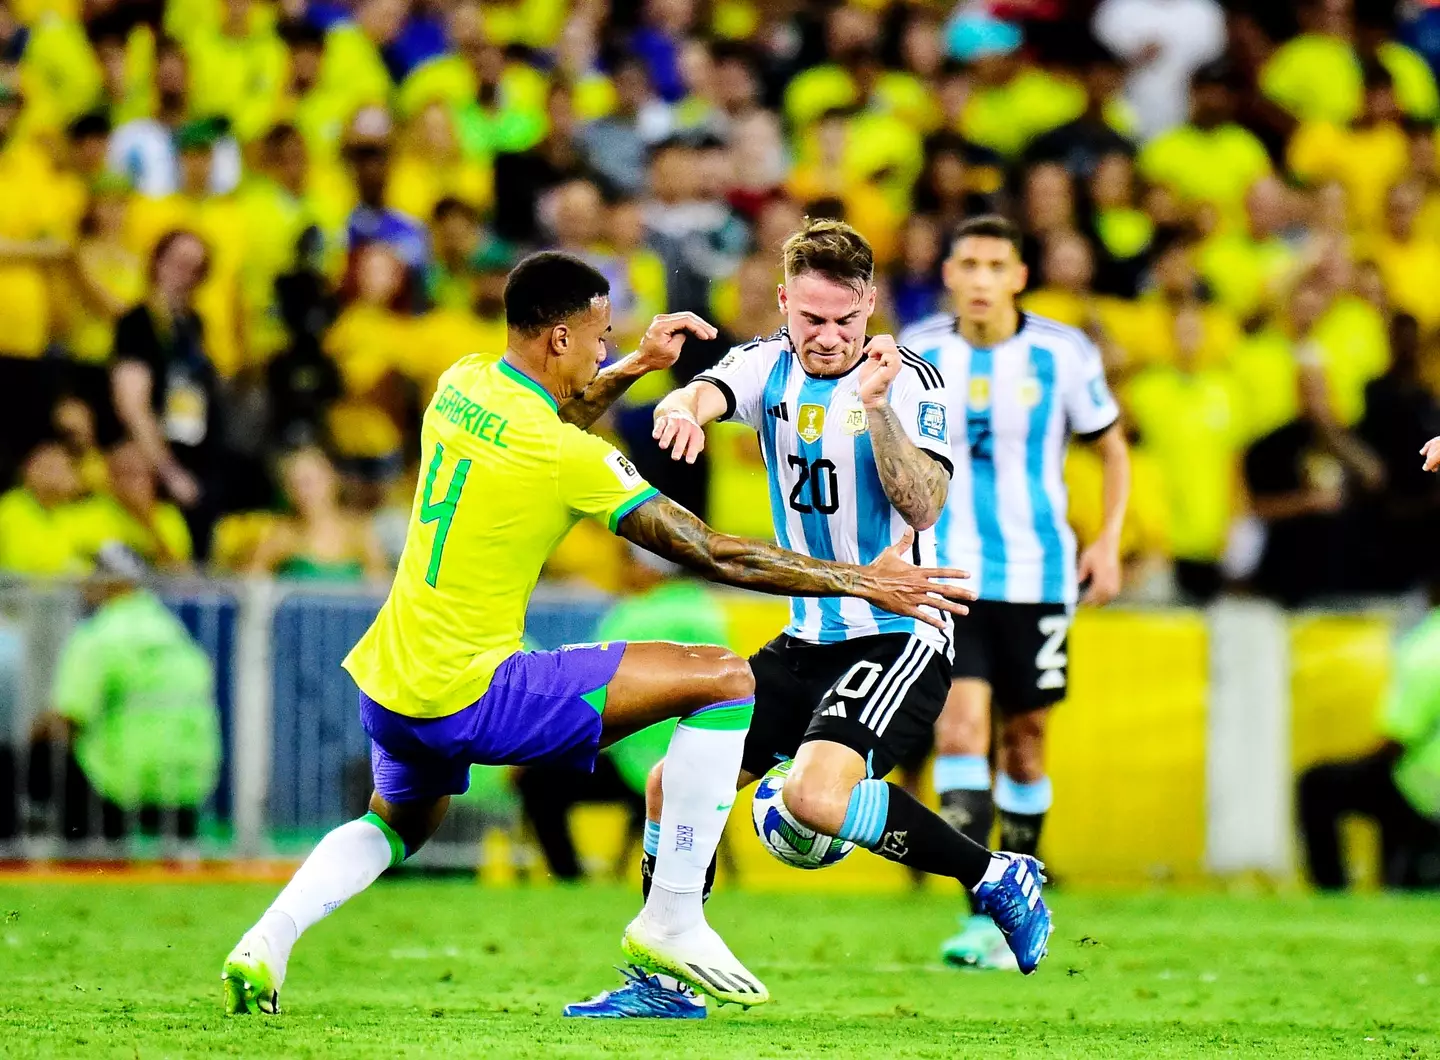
left=343, top=357, right=657, bottom=718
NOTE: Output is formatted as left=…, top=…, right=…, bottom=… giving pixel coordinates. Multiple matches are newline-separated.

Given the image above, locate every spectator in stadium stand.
left=64, top=440, right=194, bottom=573
left=1355, top=313, right=1440, bottom=592
left=107, top=36, right=242, bottom=197
left=630, top=0, right=695, bottom=105
left=1138, top=61, right=1273, bottom=235
left=1018, top=161, right=1078, bottom=287
left=62, top=174, right=144, bottom=405
left=711, top=43, right=785, bottom=212
left=1262, top=0, right=1438, bottom=128
left=1362, top=178, right=1440, bottom=334
left=52, top=395, right=109, bottom=498
left=0, top=76, right=75, bottom=477
left=110, top=229, right=224, bottom=557
left=1092, top=0, right=1227, bottom=140
left=911, top=129, right=1007, bottom=238
left=642, top=136, right=747, bottom=314
left=1125, top=304, right=1243, bottom=603
left=1024, top=40, right=1135, bottom=182
left=27, top=543, right=220, bottom=843
left=1298, top=572, right=1440, bottom=890
left=886, top=214, right=947, bottom=331
left=1197, top=175, right=1298, bottom=326
left=576, top=51, right=674, bottom=198
left=492, top=83, right=588, bottom=245
left=342, top=105, right=430, bottom=304
left=0, top=440, right=85, bottom=576
left=1242, top=332, right=1386, bottom=607
left=247, top=445, right=388, bottom=583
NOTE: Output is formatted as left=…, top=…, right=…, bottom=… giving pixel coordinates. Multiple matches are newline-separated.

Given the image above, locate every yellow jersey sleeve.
left=557, top=428, right=659, bottom=533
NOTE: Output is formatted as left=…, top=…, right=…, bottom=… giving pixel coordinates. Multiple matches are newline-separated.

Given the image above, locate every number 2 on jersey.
left=420, top=441, right=472, bottom=588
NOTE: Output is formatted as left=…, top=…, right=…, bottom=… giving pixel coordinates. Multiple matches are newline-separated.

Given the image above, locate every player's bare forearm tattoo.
left=558, top=358, right=644, bottom=430
left=866, top=402, right=949, bottom=530
left=617, top=495, right=862, bottom=597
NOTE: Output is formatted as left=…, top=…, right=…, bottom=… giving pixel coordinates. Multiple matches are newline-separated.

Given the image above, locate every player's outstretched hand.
left=857, top=528, right=975, bottom=630
left=858, top=335, right=903, bottom=409
left=653, top=408, right=707, bottom=463
left=636, top=312, right=719, bottom=373
left=1422, top=436, right=1440, bottom=472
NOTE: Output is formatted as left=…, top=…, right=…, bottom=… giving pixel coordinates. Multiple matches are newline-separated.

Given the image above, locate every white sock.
left=259, top=813, right=404, bottom=964
left=971, top=853, right=1010, bottom=892
left=642, top=698, right=752, bottom=937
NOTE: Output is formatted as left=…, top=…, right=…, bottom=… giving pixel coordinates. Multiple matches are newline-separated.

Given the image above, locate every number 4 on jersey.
left=420, top=441, right=472, bottom=588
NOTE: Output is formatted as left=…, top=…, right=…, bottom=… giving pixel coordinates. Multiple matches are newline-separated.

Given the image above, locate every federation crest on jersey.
left=843, top=406, right=868, bottom=436
left=918, top=401, right=948, bottom=443
left=1018, top=377, right=1042, bottom=409
left=968, top=377, right=991, bottom=411
left=797, top=404, right=826, bottom=443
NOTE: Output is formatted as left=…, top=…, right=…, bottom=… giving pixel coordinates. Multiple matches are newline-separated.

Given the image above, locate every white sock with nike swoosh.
left=641, top=697, right=753, bottom=938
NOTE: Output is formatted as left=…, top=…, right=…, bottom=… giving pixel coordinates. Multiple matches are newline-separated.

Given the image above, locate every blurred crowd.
left=0, top=0, right=1439, bottom=604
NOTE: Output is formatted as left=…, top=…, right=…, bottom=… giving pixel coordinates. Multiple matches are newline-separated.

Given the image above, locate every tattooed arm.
left=558, top=354, right=650, bottom=429
left=858, top=335, right=948, bottom=530
left=558, top=312, right=719, bottom=430
left=865, top=400, right=949, bottom=531
left=616, top=495, right=974, bottom=628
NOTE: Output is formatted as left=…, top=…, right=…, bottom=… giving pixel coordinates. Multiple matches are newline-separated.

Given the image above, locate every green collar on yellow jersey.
left=498, top=359, right=560, bottom=414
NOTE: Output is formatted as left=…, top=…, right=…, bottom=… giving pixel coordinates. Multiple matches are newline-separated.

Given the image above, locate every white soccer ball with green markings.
left=750, top=760, right=855, bottom=870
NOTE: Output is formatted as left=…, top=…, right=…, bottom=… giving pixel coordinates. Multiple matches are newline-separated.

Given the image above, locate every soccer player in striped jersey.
left=220, top=252, right=979, bottom=1016
left=568, top=219, right=1053, bottom=1019
left=900, top=215, right=1130, bottom=969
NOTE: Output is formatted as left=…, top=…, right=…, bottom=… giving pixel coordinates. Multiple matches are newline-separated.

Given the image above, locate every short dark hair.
left=433, top=196, right=479, bottom=224
left=781, top=217, right=874, bottom=290
left=67, top=111, right=111, bottom=141
left=953, top=214, right=1023, bottom=255
left=504, top=251, right=610, bottom=335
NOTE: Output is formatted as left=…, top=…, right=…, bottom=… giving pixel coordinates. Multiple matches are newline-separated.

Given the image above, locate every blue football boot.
left=563, top=965, right=707, bottom=1019
left=972, top=854, right=1053, bottom=974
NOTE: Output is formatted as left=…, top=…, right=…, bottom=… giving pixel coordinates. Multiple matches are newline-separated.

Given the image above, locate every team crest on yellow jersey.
left=844, top=406, right=868, bottom=436
left=968, top=377, right=991, bottom=411
left=797, top=403, right=826, bottom=443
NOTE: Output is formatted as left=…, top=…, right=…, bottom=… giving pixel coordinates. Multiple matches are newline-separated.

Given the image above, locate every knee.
left=935, top=688, right=988, bottom=756
left=998, top=713, right=1047, bottom=782
left=780, top=765, right=850, bottom=835
left=709, top=648, right=755, bottom=705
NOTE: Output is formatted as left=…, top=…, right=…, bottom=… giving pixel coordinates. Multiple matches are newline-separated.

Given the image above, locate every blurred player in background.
left=569, top=219, right=1054, bottom=1021
left=900, top=216, right=1130, bottom=969
left=221, top=251, right=974, bottom=1016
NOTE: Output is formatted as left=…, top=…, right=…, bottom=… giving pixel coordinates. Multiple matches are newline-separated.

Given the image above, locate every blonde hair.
left=781, top=217, right=874, bottom=291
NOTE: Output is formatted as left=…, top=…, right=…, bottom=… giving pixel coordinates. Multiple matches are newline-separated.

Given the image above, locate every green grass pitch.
left=0, top=879, right=1438, bottom=1058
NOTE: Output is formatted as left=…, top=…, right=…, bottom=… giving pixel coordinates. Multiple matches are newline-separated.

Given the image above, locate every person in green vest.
left=28, top=543, right=220, bottom=841
left=1297, top=577, right=1440, bottom=890
left=515, top=546, right=732, bottom=881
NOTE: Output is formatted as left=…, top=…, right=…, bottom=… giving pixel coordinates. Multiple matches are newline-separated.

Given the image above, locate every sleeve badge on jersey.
left=1088, top=376, right=1108, bottom=408
left=605, top=450, right=644, bottom=490
left=918, top=401, right=948, bottom=443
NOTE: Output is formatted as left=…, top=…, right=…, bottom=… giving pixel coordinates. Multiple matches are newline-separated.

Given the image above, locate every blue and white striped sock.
left=934, top=754, right=990, bottom=795
left=994, top=775, right=1053, bottom=816
left=835, top=779, right=891, bottom=848
left=643, top=819, right=660, bottom=858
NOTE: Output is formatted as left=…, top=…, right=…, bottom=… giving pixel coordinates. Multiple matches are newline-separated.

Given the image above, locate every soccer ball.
left=750, top=760, right=856, bottom=870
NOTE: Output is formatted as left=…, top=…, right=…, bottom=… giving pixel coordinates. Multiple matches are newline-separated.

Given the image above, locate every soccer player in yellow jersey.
left=222, top=252, right=976, bottom=1017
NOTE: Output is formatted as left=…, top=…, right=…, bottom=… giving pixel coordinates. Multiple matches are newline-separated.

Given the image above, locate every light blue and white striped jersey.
left=899, top=312, right=1119, bottom=606
left=695, top=329, right=955, bottom=653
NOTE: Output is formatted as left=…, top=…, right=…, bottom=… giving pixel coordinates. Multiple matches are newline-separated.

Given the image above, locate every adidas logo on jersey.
left=766, top=402, right=789, bottom=421
left=686, top=963, right=764, bottom=996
